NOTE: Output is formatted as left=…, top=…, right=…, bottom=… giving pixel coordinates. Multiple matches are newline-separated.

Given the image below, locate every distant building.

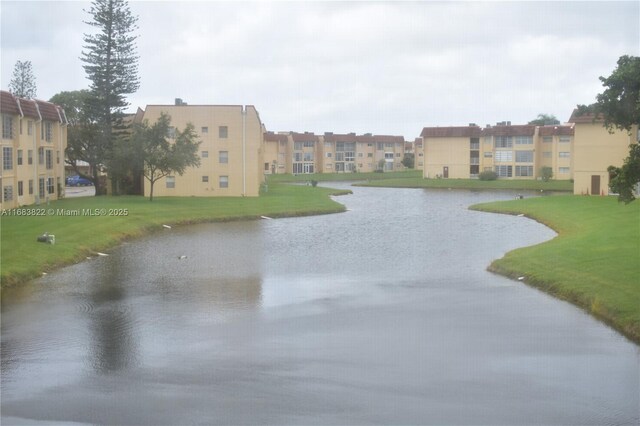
left=263, top=131, right=406, bottom=174
left=140, top=102, right=265, bottom=197
left=421, top=122, right=574, bottom=180
left=0, top=90, right=67, bottom=209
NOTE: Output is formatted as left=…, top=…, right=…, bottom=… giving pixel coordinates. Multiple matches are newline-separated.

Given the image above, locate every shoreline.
left=471, top=197, right=640, bottom=345
left=0, top=186, right=351, bottom=288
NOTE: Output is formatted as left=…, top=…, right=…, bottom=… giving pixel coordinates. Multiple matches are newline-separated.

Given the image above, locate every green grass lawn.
left=471, top=195, right=640, bottom=344
left=0, top=184, right=350, bottom=287
left=266, top=170, right=422, bottom=183
left=358, top=177, right=574, bottom=191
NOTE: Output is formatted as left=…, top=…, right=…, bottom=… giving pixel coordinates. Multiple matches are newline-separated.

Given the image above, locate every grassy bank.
left=471, top=195, right=640, bottom=344
left=358, top=177, right=574, bottom=192
left=0, top=184, right=350, bottom=287
left=266, top=170, right=421, bottom=183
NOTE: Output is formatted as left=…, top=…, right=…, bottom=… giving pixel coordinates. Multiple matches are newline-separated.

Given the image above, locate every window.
left=264, top=162, right=270, bottom=171
left=559, top=152, right=570, bottom=158
left=515, top=165, right=533, bottom=176
left=27, top=120, right=33, bottom=136
left=167, top=127, right=176, bottom=139
left=219, top=176, right=228, bottom=188
left=18, top=181, right=23, bottom=197
left=202, top=176, right=209, bottom=183
left=559, top=136, right=571, bottom=143
left=384, top=152, right=394, bottom=160
left=495, top=165, right=513, bottom=177
left=2, top=115, right=13, bottom=139
left=3, top=185, right=13, bottom=202
left=47, top=177, right=54, bottom=194
left=38, top=147, right=44, bottom=165
left=166, top=176, right=175, bottom=189
left=219, top=126, right=228, bottom=138
left=559, top=167, right=570, bottom=174
left=484, top=152, right=493, bottom=158
left=28, top=150, right=33, bottom=165
left=201, top=151, right=208, bottom=158
left=294, top=152, right=303, bottom=162
left=38, top=178, right=45, bottom=198
left=494, top=150, right=513, bottom=162
left=17, top=150, right=23, bottom=166
left=470, top=138, right=480, bottom=150
left=3, top=147, right=13, bottom=170
left=41, top=121, right=53, bottom=141
left=219, top=151, right=228, bottom=164
left=56, top=150, right=60, bottom=164
left=515, top=136, right=533, bottom=145
left=367, top=153, right=373, bottom=158
left=28, top=179, right=33, bottom=195
left=303, top=141, right=314, bottom=148
left=201, top=127, right=208, bottom=134
left=326, top=152, right=332, bottom=158
left=358, top=152, right=363, bottom=158
left=515, top=150, right=533, bottom=163
left=294, top=141, right=303, bottom=150
left=377, top=143, right=384, bottom=150
left=495, top=136, right=513, bottom=148
left=303, top=152, right=314, bottom=161
left=543, top=151, right=552, bottom=158
left=542, top=136, right=553, bottom=143
left=46, top=150, right=53, bottom=169
left=396, top=152, right=401, bottom=157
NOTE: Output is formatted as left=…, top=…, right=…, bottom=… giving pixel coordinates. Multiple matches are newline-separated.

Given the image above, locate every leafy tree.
left=131, top=113, right=201, bottom=201
left=540, top=166, right=553, bottom=182
left=528, top=114, right=560, bottom=126
left=401, top=153, right=414, bottom=169
left=578, top=55, right=640, bottom=203
left=50, top=90, right=105, bottom=189
left=8, top=60, right=37, bottom=99
left=81, top=0, right=140, bottom=195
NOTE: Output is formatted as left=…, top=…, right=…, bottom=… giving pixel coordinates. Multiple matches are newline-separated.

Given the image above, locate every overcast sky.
left=2, top=1, right=638, bottom=139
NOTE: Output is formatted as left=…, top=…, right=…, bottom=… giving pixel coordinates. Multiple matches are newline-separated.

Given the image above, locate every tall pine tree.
left=81, top=0, right=140, bottom=195
left=9, top=60, right=37, bottom=99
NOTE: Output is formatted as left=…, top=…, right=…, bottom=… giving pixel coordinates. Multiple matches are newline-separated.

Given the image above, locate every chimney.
left=469, top=123, right=477, bottom=127
left=507, top=121, right=511, bottom=126
left=175, top=98, right=187, bottom=106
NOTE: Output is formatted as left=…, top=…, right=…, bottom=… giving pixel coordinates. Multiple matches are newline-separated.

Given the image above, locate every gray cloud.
left=2, top=1, right=638, bottom=139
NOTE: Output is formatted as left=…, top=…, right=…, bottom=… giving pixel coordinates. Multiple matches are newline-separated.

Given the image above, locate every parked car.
left=66, top=175, right=93, bottom=186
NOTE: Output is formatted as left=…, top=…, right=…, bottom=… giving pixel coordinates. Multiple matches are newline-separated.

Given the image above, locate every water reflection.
left=1, top=187, right=638, bottom=425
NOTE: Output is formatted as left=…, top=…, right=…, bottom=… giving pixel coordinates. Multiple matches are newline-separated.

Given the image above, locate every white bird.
left=96, top=252, right=109, bottom=256
left=178, top=255, right=187, bottom=260
left=260, top=216, right=272, bottom=220
left=163, top=224, right=172, bottom=229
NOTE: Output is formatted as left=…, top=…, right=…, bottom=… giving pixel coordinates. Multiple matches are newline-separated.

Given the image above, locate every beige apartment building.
left=140, top=102, right=264, bottom=197
left=421, top=122, right=574, bottom=180
left=568, top=110, right=639, bottom=195
left=264, top=131, right=406, bottom=174
left=1, top=90, right=67, bottom=209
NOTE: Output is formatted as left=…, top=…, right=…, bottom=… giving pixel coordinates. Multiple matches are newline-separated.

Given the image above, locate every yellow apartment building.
left=421, top=122, right=574, bottom=180
left=568, top=110, right=639, bottom=195
left=263, top=131, right=288, bottom=174
left=140, top=102, right=264, bottom=197
left=262, top=131, right=406, bottom=174
left=1, top=90, right=67, bottom=209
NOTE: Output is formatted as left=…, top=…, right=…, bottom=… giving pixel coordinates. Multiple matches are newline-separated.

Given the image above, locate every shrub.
left=479, top=170, right=498, bottom=181
left=540, top=166, right=553, bottom=182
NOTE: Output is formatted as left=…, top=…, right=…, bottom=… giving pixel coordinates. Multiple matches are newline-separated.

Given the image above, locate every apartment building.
left=140, top=102, right=264, bottom=197
left=421, top=122, right=574, bottom=180
left=264, top=131, right=406, bottom=174
left=0, top=90, right=67, bottom=209
left=568, top=110, right=639, bottom=195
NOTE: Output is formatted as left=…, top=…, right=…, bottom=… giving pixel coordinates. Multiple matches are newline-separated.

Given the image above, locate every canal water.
left=2, top=185, right=638, bottom=425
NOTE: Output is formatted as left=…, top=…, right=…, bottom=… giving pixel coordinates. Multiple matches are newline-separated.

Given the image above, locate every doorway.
left=591, top=175, right=601, bottom=195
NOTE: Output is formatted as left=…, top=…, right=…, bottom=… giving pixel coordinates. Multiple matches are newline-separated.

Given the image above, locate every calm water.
left=2, top=185, right=638, bottom=425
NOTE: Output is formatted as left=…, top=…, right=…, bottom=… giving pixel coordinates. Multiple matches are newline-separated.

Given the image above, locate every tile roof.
left=264, top=131, right=288, bottom=143
left=420, top=126, right=483, bottom=138
left=35, top=99, right=63, bottom=122
left=568, top=109, right=603, bottom=123
left=0, top=90, right=21, bottom=116
left=484, top=125, right=535, bottom=137
left=538, top=125, right=574, bottom=136
left=291, top=132, right=319, bottom=142
left=17, top=98, right=40, bottom=119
